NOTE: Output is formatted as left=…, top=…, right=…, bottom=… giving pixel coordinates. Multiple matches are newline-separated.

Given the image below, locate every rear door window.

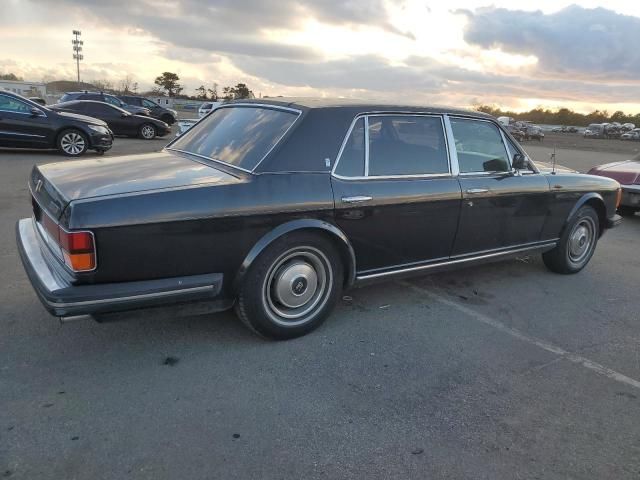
left=367, top=116, right=449, bottom=176
left=450, top=118, right=511, bottom=174
left=170, top=106, right=299, bottom=171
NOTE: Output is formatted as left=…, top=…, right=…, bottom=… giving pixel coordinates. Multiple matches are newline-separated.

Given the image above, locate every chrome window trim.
left=447, top=116, right=512, bottom=175
left=442, top=115, right=460, bottom=176
left=364, top=115, right=370, bottom=176
left=165, top=103, right=302, bottom=175
left=331, top=112, right=453, bottom=181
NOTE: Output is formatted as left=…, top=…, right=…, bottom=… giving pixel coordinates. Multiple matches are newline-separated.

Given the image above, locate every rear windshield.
left=170, top=106, right=298, bottom=171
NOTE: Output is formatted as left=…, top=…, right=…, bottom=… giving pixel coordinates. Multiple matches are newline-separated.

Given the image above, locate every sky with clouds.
left=2, top=0, right=640, bottom=113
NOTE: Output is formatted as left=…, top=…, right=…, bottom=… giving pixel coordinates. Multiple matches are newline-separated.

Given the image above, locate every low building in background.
left=0, top=79, right=46, bottom=97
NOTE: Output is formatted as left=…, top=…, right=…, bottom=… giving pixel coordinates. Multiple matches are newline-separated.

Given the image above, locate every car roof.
left=56, top=100, right=128, bottom=113
left=231, top=97, right=493, bottom=119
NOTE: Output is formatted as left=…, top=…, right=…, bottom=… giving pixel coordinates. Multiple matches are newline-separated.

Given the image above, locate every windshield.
left=169, top=105, right=299, bottom=171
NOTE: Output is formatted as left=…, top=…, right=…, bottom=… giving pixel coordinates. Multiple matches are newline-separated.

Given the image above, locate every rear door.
left=0, top=93, right=50, bottom=147
left=331, top=114, right=462, bottom=275
left=86, top=103, right=129, bottom=135
left=449, top=117, right=550, bottom=256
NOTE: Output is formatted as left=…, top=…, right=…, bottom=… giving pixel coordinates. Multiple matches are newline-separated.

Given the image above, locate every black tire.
left=139, top=123, right=157, bottom=140
left=57, top=129, right=89, bottom=157
left=618, top=206, right=637, bottom=217
left=542, top=205, right=599, bottom=274
left=161, top=114, right=175, bottom=125
left=235, top=232, right=344, bottom=340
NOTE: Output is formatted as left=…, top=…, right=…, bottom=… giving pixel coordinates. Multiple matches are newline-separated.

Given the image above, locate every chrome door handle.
left=465, top=188, right=489, bottom=194
left=341, top=195, right=372, bottom=203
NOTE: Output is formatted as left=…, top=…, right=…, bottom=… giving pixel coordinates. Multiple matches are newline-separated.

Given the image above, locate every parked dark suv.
left=118, top=95, right=177, bottom=125
left=59, top=92, right=150, bottom=116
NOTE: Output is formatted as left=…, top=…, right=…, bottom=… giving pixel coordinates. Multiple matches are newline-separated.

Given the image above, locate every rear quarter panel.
left=65, top=173, right=335, bottom=293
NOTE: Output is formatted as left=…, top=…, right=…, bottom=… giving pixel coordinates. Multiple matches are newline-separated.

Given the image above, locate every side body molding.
left=233, top=219, right=357, bottom=291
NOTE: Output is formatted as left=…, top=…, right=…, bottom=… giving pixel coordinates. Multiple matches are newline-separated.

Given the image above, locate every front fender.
left=233, top=219, right=357, bottom=291
left=564, top=192, right=607, bottom=236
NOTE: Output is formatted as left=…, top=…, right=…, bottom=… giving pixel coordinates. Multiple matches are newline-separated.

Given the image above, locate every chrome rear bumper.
left=16, top=218, right=228, bottom=320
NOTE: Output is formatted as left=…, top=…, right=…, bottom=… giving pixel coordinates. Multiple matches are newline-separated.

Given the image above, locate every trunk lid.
left=588, top=160, right=640, bottom=185
left=30, top=150, right=244, bottom=220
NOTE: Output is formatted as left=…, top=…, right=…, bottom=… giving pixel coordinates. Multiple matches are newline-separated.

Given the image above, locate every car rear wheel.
left=542, top=205, right=599, bottom=274
left=139, top=124, right=156, bottom=140
left=235, top=232, right=343, bottom=340
left=57, top=129, right=89, bottom=157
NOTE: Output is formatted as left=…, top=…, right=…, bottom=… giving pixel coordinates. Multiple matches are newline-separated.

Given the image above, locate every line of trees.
left=155, top=72, right=254, bottom=100
left=476, top=105, right=640, bottom=127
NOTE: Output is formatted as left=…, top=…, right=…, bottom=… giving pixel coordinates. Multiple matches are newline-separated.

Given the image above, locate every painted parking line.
left=400, top=281, right=640, bottom=390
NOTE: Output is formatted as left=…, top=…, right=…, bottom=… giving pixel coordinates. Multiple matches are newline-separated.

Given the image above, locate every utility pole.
left=72, top=30, right=83, bottom=86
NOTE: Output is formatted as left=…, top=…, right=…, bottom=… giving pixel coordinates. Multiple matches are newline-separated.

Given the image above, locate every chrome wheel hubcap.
left=61, top=132, right=85, bottom=155
left=263, top=247, right=332, bottom=326
left=568, top=218, right=594, bottom=263
left=141, top=126, right=155, bottom=138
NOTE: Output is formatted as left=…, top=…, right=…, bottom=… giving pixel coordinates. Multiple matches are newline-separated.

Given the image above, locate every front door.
left=449, top=117, right=550, bottom=256
left=331, top=114, right=462, bottom=275
left=0, top=94, right=50, bottom=147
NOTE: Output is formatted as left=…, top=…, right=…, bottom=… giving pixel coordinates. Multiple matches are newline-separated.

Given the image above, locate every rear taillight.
left=38, top=210, right=96, bottom=272
left=616, top=188, right=622, bottom=208
left=59, top=230, right=96, bottom=272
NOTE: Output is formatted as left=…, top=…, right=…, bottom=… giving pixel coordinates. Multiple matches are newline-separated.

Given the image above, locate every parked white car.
left=198, top=101, right=222, bottom=118
left=175, top=119, right=199, bottom=137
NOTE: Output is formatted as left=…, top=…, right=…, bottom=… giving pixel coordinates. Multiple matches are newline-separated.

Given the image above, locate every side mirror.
left=512, top=153, right=528, bottom=170
left=30, top=107, right=43, bottom=117
left=121, top=113, right=129, bottom=118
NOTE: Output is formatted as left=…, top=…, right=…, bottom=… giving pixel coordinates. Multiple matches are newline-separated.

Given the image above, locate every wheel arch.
left=233, top=219, right=357, bottom=292
left=54, top=125, right=92, bottom=147
left=565, top=192, right=607, bottom=237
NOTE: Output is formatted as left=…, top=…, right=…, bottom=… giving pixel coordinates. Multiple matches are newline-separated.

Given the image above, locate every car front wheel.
left=542, top=205, right=599, bottom=274
left=139, top=124, right=157, bottom=140
left=57, top=129, right=89, bottom=157
left=235, top=232, right=344, bottom=340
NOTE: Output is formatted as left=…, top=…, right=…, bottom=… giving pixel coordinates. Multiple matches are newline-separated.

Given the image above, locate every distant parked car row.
left=506, top=122, right=544, bottom=142
left=551, top=126, right=579, bottom=133
left=0, top=91, right=172, bottom=156
left=584, top=122, right=637, bottom=139
left=61, top=91, right=178, bottom=125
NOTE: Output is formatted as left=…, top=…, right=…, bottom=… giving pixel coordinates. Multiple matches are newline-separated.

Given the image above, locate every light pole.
left=72, top=30, right=83, bottom=86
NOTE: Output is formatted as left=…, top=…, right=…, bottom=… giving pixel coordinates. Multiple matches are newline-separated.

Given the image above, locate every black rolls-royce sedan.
left=17, top=99, right=622, bottom=339
left=0, top=91, right=113, bottom=156
left=50, top=101, right=171, bottom=140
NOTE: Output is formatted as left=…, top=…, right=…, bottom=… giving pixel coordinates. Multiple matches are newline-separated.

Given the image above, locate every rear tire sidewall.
left=57, top=129, right=89, bottom=157
left=543, top=205, right=599, bottom=274
left=139, top=123, right=156, bottom=140
left=236, top=232, right=344, bottom=340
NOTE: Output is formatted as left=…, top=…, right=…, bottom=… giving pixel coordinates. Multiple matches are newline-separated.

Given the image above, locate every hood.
left=31, top=150, right=244, bottom=218
left=587, top=160, right=640, bottom=185
left=54, top=110, right=108, bottom=126
left=532, top=161, right=577, bottom=174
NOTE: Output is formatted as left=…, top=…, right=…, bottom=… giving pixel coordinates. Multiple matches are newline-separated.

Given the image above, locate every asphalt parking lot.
left=1, top=135, right=640, bottom=479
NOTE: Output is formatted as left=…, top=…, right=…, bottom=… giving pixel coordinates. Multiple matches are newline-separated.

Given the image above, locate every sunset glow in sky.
left=3, top=0, right=640, bottom=113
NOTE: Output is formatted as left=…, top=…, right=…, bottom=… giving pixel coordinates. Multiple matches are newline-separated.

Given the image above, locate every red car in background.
left=589, top=157, right=640, bottom=216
